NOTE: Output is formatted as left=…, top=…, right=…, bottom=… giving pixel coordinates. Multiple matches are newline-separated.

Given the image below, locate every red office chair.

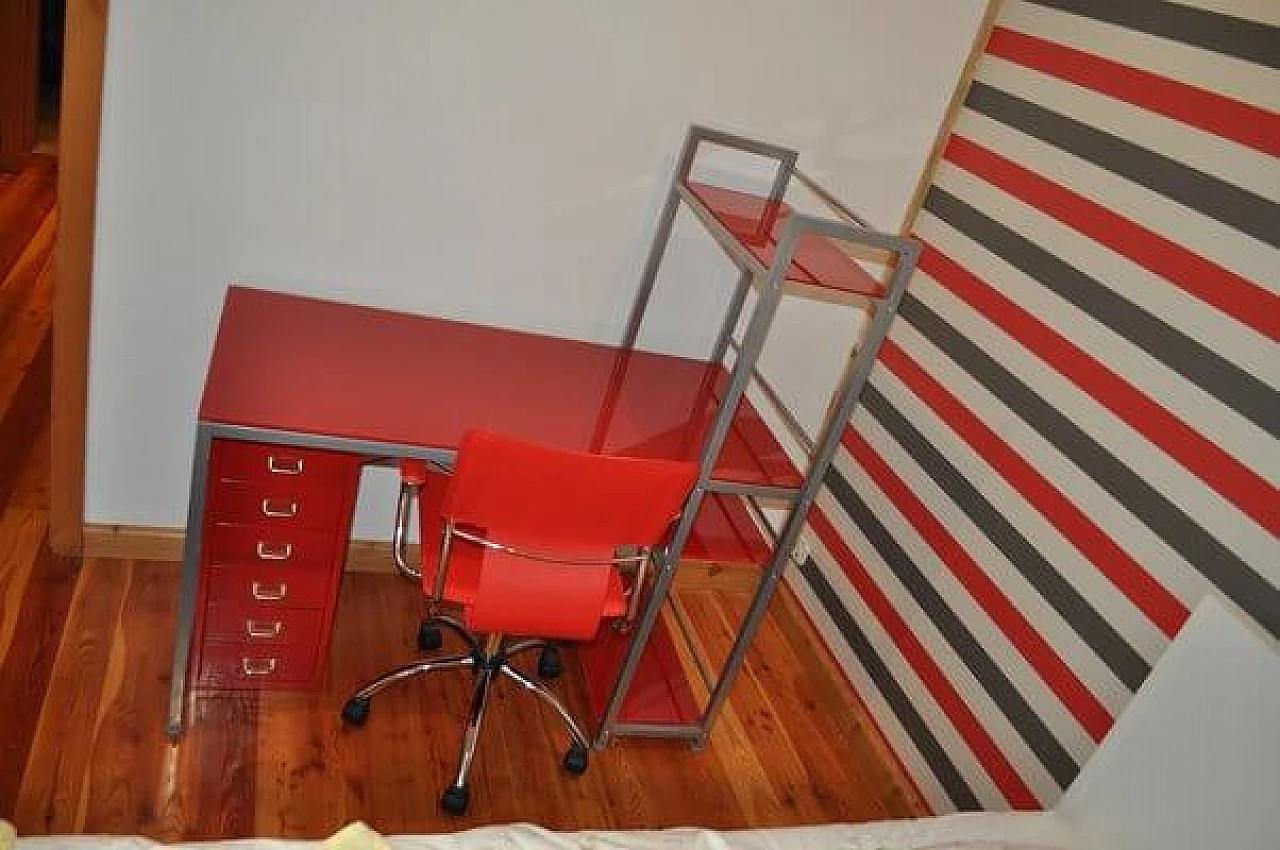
left=341, top=429, right=698, bottom=814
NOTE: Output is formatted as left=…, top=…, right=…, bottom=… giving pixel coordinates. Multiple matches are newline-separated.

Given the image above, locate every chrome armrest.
left=623, top=547, right=656, bottom=627
left=392, top=480, right=422, bottom=580
left=432, top=521, right=454, bottom=604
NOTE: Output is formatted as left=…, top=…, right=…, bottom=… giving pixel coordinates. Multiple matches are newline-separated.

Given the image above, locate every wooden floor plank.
left=172, top=692, right=261, bottom=840
left=769, top=581, right=931, bottom=817
left=718, top=588, right=898, bottom=823
left=0, top=208, right=54, bottom=340
left=7, top=394, right=49, bottom=512
left=5, top=565, right=919, bottom=837
left=0, top=332, right=50, bottom=512
left=0, top=239, right=54, bottom=420
left=78, top=561, right=182, bottom=834
left=12, top=558, right=132, bottom=833
left=675, top=591, right=797, bottom=825
left=0, top=156, right=55, bottom=284
left=0, top=512, right=70, bottom=819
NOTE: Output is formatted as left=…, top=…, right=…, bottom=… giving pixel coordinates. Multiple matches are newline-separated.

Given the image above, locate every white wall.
left=86, top=0, right=986, bottom=537
left=1057, top=597, right=1280, bottom=850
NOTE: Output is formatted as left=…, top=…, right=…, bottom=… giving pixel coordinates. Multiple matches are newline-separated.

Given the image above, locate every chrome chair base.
left=341, top=617, right=590, bottom=815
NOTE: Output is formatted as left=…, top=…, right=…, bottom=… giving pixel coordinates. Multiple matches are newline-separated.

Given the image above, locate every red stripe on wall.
left=809, top=507, right=1040, bottom=809
left=943, top=134, right=1280, bottom=342
left=986, top=25, right=1280, bottom=157
left=880, top=339, right=1188, bottom=637
left=916, top=244, right=1280, bottom=540
left=841, top=423, right=1114, bottom=740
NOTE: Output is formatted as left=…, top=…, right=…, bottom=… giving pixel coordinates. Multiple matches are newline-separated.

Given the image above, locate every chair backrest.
left=443, top=430, right=698, bottom=640
left=445, top=429, right=698, bottom=553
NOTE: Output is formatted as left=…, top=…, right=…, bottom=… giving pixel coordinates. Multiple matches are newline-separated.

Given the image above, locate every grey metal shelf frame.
left=595, top=124, right=921, bottom=749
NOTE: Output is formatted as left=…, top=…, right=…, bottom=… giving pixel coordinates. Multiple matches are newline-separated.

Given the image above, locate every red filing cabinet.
left=189, top=439, right=361, bottom=690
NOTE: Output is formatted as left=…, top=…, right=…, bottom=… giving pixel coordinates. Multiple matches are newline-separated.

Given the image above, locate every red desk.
left=170, top=286, right=792, bottom=737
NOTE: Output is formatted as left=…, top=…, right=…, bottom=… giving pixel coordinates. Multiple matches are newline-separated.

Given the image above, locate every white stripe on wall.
left=818, top=474, right=1066, bottom=805
left=1001, top=0, right=1280, bottom=111
left=976, top=53, right=1279, bottom=202
left=867, top=362, right=1169, bottom=667
left=888, top=314, right=1213, bottom=611
left=909, top=279, right=1275, bottom=572
left=952, top=109, right=1279, bottom=288
left=839, top=403, right=1110, bottom=757
left=917, top=187, right=1278, bottom=478
left=928, top=158, right=1277, bottom=385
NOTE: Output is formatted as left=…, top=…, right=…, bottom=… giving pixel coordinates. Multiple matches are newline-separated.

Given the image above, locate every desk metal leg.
left=167, top=424, right=212, bottom=738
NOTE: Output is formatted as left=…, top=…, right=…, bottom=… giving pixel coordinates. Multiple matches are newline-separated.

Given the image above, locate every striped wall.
left=787, top=0, right=1279, bottom=813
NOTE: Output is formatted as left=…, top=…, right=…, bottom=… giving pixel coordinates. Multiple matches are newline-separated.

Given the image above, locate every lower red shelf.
left=578, top=614, right=701, bottom=727
left=575, top=493, right=772, bottom=731
left=684, top=492, right=773, bottom=566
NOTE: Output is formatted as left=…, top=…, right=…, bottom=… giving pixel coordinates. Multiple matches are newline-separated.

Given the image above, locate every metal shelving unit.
left=591, top=124, right=921, bottom=748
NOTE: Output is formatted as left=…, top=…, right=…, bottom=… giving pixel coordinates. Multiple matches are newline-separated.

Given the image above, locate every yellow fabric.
left=322, top=822, right=392, bottom=850
left=0, top=820, right=14, bottom=850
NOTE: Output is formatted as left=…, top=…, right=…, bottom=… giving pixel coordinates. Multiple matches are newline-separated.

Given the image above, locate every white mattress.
left=8, top=813, right=1087, bottom=850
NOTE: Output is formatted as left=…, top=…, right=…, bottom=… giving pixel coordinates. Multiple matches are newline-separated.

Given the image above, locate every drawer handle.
left=255, top=541, right=293, bottom=561
left=260, top=498, right=299, bottom=518
left=251, top=581, right=288, bottom=601
left=245, top=619, right=284, bottom=639
left=268, top=455, right=304, bottom=475
left=241, top=657, right=278, bottom=676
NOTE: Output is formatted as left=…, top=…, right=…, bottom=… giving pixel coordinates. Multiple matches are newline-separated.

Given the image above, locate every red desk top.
left=200, top=287, right=802, bottom=490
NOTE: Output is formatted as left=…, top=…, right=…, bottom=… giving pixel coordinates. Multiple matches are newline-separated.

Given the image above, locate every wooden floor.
left=0, top=158, right=922, bottom=840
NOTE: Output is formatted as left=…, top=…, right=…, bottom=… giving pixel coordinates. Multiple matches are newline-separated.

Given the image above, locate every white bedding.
left=7, top=813, right=1086, bottom=850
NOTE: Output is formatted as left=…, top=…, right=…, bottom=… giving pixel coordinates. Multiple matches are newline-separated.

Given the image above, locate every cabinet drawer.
left=205, top=565, right=332, bottom=609
left=207, top=479, right=348, bottom=530
left=204, top=523, right=339, bottom=572
left=196, top=641, right=317, bottom=689
left=203, top=604, right=324, bottom=645
left=211, top=439, right=356, bottom=487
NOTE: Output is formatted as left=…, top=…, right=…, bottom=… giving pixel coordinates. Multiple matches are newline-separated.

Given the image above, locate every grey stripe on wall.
left=1024, top=0, right=1280, bottom=68
left=923, top=185, right=1280, bottom=436
left=824, top=457, right=1082, bottom=786
left=965, top=81, right=1279, bottom=249
left=899, top=294, right=1280, bottom=636
left=796, top=556, right=982, bottom=810
left=856, top=380, right=1151, bottom=690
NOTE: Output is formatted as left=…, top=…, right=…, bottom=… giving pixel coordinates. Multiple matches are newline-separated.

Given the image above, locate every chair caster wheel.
left=341, top=697, right=371, bottom=726
left=563, top=742, right=589, bottom=776
left=441, top=784, right=470, bottom=815
left=418, top=622, right=443, bottom=651
left=537, top=645, right=563, bottom=679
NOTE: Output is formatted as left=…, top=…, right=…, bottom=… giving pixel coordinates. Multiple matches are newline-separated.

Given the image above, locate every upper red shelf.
left=684, top=181, right=885, bottom=299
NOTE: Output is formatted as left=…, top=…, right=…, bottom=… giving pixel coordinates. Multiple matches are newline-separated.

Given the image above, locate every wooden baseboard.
left=83, top=523, right=184, bottom=561
left=81, top=523, right=760, bottom=589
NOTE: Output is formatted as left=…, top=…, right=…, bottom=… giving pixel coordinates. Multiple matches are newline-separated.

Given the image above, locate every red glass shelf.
left=684, top=181, right=885, bottom=299
left=684, top=493, right=773, bottom=566
left=578, top=613, right=701, bottom=728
